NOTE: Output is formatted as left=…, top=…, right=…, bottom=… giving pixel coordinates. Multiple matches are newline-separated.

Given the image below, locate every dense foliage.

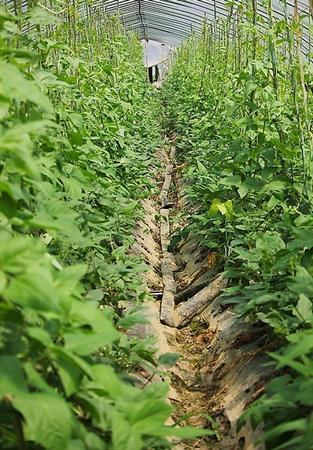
left=163, top=1, right=313, bottom=449
left=0, top=4, right=210, bottom=449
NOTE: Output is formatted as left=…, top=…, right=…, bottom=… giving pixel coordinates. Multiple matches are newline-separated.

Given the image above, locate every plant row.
left=163, top=1, right=313, bottom=449
left=0, top=4, right=208, bottom=449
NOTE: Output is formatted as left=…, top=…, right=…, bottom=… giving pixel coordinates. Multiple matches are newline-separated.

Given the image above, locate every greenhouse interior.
left=0, top=0, right=312, bottom=449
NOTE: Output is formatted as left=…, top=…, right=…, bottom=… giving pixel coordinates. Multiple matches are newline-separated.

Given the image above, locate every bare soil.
left=131, top=141, right=268, bottom=449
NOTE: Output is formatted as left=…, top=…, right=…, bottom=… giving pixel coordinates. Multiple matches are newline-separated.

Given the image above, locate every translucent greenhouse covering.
left=100, top=1, right=312, bottom=46
left=99, top=0, right=313, bottom=56
left=3, top=0, right=312, bottom=53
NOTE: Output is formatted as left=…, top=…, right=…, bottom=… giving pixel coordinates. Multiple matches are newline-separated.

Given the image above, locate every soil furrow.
left=132, top=142, right=267, bottom=449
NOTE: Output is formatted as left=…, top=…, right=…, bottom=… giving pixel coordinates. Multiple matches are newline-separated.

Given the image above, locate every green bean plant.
left=163, top=0, right=313, bottom=448
left=0, top=3, right=212, bottom=449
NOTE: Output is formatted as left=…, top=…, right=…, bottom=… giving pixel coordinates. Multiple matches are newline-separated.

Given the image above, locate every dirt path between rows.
left=131, top=140, right=269, bottom=449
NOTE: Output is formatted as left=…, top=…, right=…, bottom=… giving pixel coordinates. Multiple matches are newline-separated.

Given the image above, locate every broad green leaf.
left=208, top=198, right=233, bottom=221
left=111, top=411, right=142, bottom=450
left=256, top=231, right=285, bottom=252
left=217, top=201, right=227, bottom=216
left=62, top=177, right=83, bottom=200
left=53, top=347, right=93, bottom=379
left=0, top=355, right=28, bottom=397
left=130, top=401, right=172, bottom=434
left=223, top=199, right=234, bottom=221
left=66, top=440, right=86, bottom=450
left=64, top=326, right=118, bottom=356
left=33, top=70, right=69, bottom=89
left=83, top=432, right=104, bottom=450
left=68, top=112, right=85, bottom=131
left=267, top=195, right=282, bottom=210
left=13, top=393, right=72, bottom=450
left=292, top=294, right=313, bottom=323
left=238, top=183, right=249, bottom=199
left=0, top=62, right=53, bottom=112
left=0, top=238, right=44, bottom=274
left=157, top=352, right=180, bottom=368
left=55, top=352, right=84, bottom=397
left=4, top=268, right=59, bottom=313
left=220, top=175, right=242, bottom=187
left=261, top=180, right=288, bottom=194
left=208, top=198, right=220, bottom=217
left=238, top=177, right=262, bottom=199
left=26, top=326, right=53, bottom=346
left=294, top=229, right=313, bottom=249
left=87, top=365, right=123, bottom=397
left=288, top=266, right=313, bottom=298
left=143, top=381, right=169, bottom=401
left=0, top=179, right=24, bottom=201
left=117, top=308, right=149, bottom=329
left=86, top=289, right=104, bottom=302
left=0, top=47, right=35, bottom=59
left=0, top=121, right=55, bottom=178
left=55, top=264, right=87, bottom=312
left=23, top=362, right=54, bottom=393
left=287, top=330, right=313, bottom=345
left=69, top=301, right=118, bottom=334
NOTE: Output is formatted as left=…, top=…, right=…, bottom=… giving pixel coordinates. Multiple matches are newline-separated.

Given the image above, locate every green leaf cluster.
left=0, top=5, right=206, bottom=450
left=163, top=3, right=313, bottom=448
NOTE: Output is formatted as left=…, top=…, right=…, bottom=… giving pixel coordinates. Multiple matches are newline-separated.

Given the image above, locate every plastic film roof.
left=3, top=1, right=312, bottom=50
left=80, top=1, right=312, bottom=47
